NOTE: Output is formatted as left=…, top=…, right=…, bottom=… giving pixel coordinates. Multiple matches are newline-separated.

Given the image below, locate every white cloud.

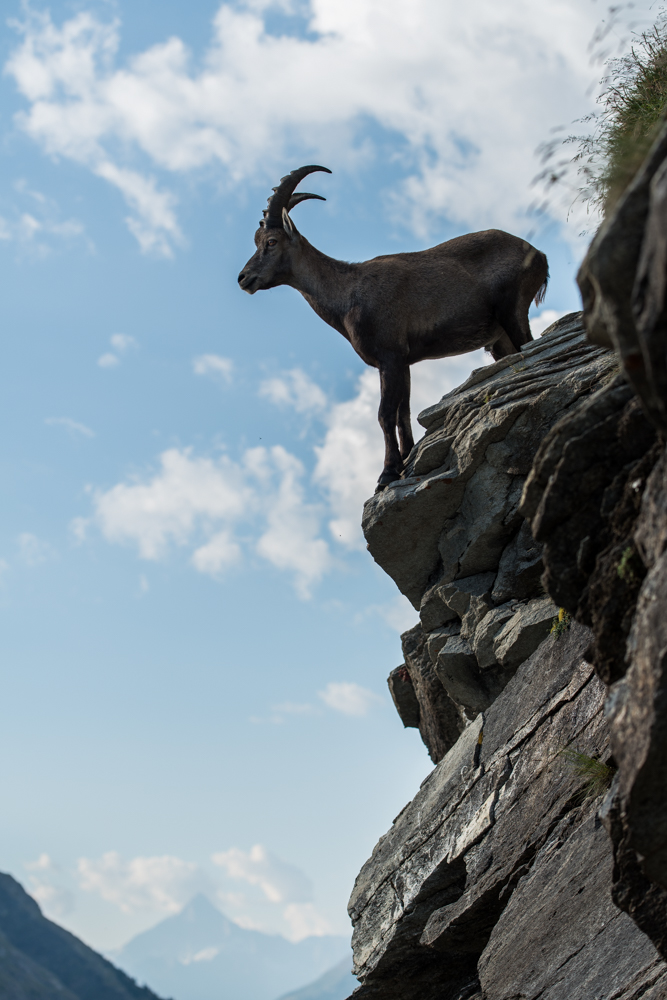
left=193, top=354, right=234, bottom=383
left=252, top=446, right=331, bottom=598
left=98, top=333, right=138, bottom=368
left=259, top=369, right=327, bottom=414
left=530, top=309, right=568, bottom=337
left=191, top=529, right=241, bottom=574
left=25, top=853, right=56, bottom=872
left=86, top=444, right=330, bottom=596
left=313, top=370, right=382, bottom=550
left=17, top=532, right=54, bottom=566
left=93, top=448, right=250, bottom=560
left=45, top=416, right=95, bottom=438
left=96, top=161, right=183, bottom=257
left=211, top=845, right=312, bottom=905
left=29, top=881, right=75, bottom=918
left=77, top=851, right=212, bottom=914
left=7, top=1, right=651, bottom=253
left=318, top=681, right=382, bottom=716
left=0, top=208, right=85, bottom=255
left=283, top=902, right=333, bottom=940
left=110, top=333, right=137, bottom=352
left=97, top=351, right=119, bottom=368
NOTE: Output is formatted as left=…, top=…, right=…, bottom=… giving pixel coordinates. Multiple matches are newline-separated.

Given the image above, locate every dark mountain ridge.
left=0, top=872, right=165, bottom=1000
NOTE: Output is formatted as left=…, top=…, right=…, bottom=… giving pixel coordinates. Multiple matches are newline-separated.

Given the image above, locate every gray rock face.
left=348, top=624, right=667, bottom=999
left=349, top=241, right=667, bottom=997
left=363, top=315, right=616, bottom=610
left=398, top=625, right=466, bottom=764
left=492, top=595, right=557, bottom=669
left=387, top=666, right=420, bottom=729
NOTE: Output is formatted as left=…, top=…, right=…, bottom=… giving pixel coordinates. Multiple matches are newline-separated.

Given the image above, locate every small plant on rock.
left=570, top=19, right=667, bottom=215
left=551, top=607, right=571, bottom=637
left=617, top=544, right=638, bottom=583
left=560, top=748, right=617, bottom=798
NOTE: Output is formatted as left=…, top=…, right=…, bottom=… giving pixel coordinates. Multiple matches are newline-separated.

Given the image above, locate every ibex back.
left=238, top=166, right=548, bottom=488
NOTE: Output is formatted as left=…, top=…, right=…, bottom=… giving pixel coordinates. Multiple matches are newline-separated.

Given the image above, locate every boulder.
left=492, top=596, right=558, bottom=670
left=425, top=623, right=461, bottom=665
left=399, top=625, right=466, bottom=764
left=470, top=603, right=517, bottom=669
left=434, top=635, right=488, bottom=718
left=419, top=583, right=457, bottom=633
left=438, top=572, right=496, bottom=618
left=387, top=666, right=420, bottom=729
left=362, top=315, right=617, bottom=609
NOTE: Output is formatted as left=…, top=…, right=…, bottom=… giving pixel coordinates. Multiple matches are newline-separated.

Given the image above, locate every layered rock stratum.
left=346, top=170, right=667, bottom=1000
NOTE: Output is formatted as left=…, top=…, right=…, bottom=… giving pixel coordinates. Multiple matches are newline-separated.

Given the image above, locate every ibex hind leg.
left=397, top=367, right=414, bottom=463
left=488, top=330, right=518, bottom=361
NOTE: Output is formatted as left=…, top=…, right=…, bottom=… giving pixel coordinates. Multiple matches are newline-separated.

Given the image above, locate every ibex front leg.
left=377, top=360, right=409, bottom=489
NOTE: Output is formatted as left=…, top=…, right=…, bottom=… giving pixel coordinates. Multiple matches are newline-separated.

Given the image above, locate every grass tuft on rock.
left=560, top=748, right=616, bottom=799
left=571, top=20, right=667, bottom=215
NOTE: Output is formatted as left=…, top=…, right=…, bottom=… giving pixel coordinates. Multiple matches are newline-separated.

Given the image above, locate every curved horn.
left=287, top=192, right=326, bottom=210
left=262, top=165, right=331, bottom=229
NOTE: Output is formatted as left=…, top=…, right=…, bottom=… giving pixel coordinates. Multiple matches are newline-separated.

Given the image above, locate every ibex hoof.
left=376, top=470, right=402, bottom=490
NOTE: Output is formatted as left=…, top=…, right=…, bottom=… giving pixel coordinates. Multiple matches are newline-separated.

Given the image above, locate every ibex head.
left=238, top=165, right=331, bottom=294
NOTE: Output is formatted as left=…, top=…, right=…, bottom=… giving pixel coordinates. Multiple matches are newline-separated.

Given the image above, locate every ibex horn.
left=261, top=165, right=331, bottom=229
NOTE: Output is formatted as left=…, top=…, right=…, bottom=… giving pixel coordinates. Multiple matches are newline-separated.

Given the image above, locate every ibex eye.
left=267, top=239, right=277, bottom=247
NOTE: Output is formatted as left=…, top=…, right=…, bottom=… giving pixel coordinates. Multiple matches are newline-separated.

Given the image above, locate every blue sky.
left=0, top=0, right=655, bottom=953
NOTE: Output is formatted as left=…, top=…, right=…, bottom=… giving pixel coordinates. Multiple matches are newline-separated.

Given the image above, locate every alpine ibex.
left=239, top=166, right=548, bottom=488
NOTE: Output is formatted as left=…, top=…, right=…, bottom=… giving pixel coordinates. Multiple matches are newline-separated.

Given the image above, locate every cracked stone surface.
left=349, top=623, right=667, bottom=999
left=363, top=314, right=616, bottom=610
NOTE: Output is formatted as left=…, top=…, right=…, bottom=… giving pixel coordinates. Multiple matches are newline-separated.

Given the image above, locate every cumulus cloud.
left=77, top=851, right=212, bottom=914
left=193, top=354, right=234, bottom=383
left=212, top=845, right=312, bottom=905
left=259, top=369, right=327, bottom=414
left=98, top=333, right=137, bottom=368
left=0, top=210, right=85, bottom=255
left=45, top=416, right=95, bottom=438
left=253, top=446, right=331, bottom=598
left=25, top=852, right=56, bottom=872
left=283, top=902, right=333, bottom=940
left=318, top=681, right=382, bottom=716
left=93, top=448, right=250, bottom=560
left=98, top=352, right=119, bottom=368
left=110, top=333, right=137, bottom=352
left=6, top=1, right=639, bottom=253
left=87, top=444, right=330, bottom=596
left=29, top=881, right=75, bottom=918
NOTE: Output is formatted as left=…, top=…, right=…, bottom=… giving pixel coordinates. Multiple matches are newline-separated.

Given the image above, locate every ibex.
left=239, top=166, right=548, bottom=488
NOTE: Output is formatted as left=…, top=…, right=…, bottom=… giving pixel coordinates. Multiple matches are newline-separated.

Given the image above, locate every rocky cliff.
left=346, top=137, right=667, bottom=1000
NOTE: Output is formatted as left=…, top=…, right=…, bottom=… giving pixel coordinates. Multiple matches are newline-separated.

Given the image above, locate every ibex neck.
left=288, top=239, right=357, bottom=331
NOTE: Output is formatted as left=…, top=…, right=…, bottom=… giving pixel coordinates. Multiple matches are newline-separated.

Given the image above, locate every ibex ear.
left=282, top=207, right=299, bottom=240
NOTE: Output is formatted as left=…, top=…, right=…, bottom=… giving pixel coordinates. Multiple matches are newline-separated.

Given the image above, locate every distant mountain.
left=112, top=894, right=350, bottom=1000
left=276, top=958, right=357, bottom=1000
left=0, top=872, right=165, bottom=1000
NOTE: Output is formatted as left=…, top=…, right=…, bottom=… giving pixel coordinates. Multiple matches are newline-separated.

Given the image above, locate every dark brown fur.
left=239, top=170, right=548, bottom=486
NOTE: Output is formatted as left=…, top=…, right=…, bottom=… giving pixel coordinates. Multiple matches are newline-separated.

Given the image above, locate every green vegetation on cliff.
left=573, top=20, right=667, bottom=214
